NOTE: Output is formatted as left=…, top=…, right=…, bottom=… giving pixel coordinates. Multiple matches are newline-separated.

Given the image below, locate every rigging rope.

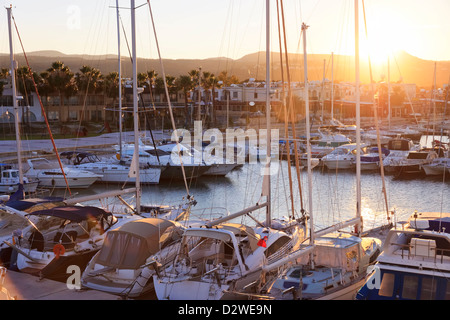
left=146, top=0, right=190, bottom=198
left=12, top=15, right=72, bottom=195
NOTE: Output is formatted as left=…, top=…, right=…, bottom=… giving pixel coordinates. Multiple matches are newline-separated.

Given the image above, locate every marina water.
left=48, top=161, right=450, bottom=232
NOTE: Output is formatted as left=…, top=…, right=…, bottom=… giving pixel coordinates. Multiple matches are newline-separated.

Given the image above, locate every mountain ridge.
left=0, top=50, right=448, bottom=88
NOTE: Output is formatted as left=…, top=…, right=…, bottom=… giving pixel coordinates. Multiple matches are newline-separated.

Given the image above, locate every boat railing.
left=391, top=242, right=450, bottom=264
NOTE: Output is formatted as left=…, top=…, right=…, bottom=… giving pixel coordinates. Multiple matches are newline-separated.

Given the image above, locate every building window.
left=233, top=92, right=238, bottom=99
left=69, top=110, right=77, bottom=120
left=48, top=111, right=59, bottom=121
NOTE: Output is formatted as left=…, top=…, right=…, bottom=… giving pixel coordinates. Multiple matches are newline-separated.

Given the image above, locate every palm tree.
left=46, top=61, right=77, bottom=107
left=175, top=75, right=194, bottom=125
left=75, top=65, right=103, bottom=96
left=0, top=67, right=9, bottom=96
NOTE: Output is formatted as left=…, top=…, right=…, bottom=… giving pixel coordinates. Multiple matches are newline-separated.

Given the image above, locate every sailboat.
left=260, top=2, right=382, bottom=300
left=0, top=8, right=39, bottom=196
left=152, top=0, right=307, bottom=300
left=63, top=3, right=161, bottom=186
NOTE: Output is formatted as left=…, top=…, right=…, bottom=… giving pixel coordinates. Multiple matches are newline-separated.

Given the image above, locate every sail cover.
left=26, top=206, right=111, bottom=222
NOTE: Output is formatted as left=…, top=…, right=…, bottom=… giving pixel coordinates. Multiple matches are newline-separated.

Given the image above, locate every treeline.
left=0, top=61, right=241, bottom=108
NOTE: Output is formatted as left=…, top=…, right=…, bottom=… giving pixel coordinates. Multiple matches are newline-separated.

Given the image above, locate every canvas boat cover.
left=408, top=212, right=450, bottom=233
left=5, top=198, right=65, bottom=211
left=26, top=205, right=111, bottom=222
left=96, top=218, right=184, bottom=269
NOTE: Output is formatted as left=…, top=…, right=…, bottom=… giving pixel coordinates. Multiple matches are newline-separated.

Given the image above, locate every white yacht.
left=356, top=211, right=450, bottom=300
left=0, top=164, right=39, bottom=194
left=321, top=143, right=368, bottom=170
left=62, top=152, right=161, bottom=185
left=25, top=158, right=101, bottom=189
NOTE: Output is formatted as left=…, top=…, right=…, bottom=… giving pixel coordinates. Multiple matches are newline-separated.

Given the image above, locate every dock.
left=0, top=269, right=120, bottom=300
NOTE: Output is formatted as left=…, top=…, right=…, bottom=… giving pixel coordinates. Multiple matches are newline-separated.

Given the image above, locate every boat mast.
left=265, top=0, right=271, bottom=226
left=354, top=0, right=362, bottom=234
left=331, top=52, right=334, bottom=120
left=302, top=23, right=314, bottom=246
left=7, top=5, right=24, bottom=193
left=131, top=0, right=141, bottom=214
left=116, top=0, right=123, bottom=161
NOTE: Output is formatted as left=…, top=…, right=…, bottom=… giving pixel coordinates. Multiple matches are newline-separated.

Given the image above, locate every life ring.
left=53, top=243, right=65, bottom=259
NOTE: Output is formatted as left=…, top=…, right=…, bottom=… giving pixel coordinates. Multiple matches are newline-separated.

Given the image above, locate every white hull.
left=203, top=164, right=238, bottom=176
left=323, top=159, right=354, bottom=170
left=75, top=164, right=161, bottom=184
left=0, top=181, right=39, bottom=193
left=422, top=164, right=447, bottom=176
left=360, top=162, right=379, bottom=171
left=33, top=175, right=100, bottom=188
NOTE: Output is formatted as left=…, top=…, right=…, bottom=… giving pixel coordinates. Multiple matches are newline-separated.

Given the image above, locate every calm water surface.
left=51, top=160, right=450, bottom=233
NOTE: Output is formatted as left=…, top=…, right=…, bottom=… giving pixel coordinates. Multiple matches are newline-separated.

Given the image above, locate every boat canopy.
left=26, top=205, right=111, bottom=222
left=408, top=212, right=450, bottom=233
left=96, top=218, right=183, bottom=269
left=5, top=198, right=65, bottom=212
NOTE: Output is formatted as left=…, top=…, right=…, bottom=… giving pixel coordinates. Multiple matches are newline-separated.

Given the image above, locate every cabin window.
left=378, top=272, right=395, bottom=297
left=420, top=277, right=437, bottom=300
left=402, top=275, right=419, bottom=299
left=445, top=280, right=450, bottom=300
left=264, top=236, right=290, bottom=258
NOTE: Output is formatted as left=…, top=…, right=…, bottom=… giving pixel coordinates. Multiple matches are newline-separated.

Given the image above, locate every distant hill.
left=0, top=50, right=448, bottom=88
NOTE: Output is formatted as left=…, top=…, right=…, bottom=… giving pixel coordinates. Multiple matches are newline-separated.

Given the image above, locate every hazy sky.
left=0, top=0, right=449, bottom=63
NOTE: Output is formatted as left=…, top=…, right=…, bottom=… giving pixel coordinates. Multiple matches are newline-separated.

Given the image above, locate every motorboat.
left=359, top=147, right=390, bottom=171
left=356, top=211, right=450, bottom=300
left=382, top=136, right=419, bottom=173
left=25, top=158, right=101, bottom=189
left=152, top=222, right=306, bottom=300
left=0, top=164, right=39, bottom=194
left=321, top=143, right=369, bottom=170
left=81, top=217, right=185, bottom=298
left=263, top=233, right=381, bottom=300
left=422, top=157, right=450, bottom=176
left=387, top=148, right=439, bottom=176
left=118, top=143, right=210, bottom=181
left=61, top=151, right=161, bottom=185
left=309, top=130, right=351, bottom=159
left=3, top=205, right=141, bottom=281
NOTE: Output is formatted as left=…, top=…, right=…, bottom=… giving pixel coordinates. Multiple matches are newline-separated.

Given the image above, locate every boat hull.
left=0, top=181, right=39, bottom=193
left=34, top=175, right=100, bottom=188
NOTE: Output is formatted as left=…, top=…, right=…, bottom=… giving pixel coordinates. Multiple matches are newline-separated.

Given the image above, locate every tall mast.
left=302, top=23, right=314, bottom=246
left=354, top=0, right=362, bottom=234
left=7, top=5, right=24, bottom=193
left=387, top=57, right=391, bottom=130
left=116, top=0, right=123, bottom=160
left=331, top=52, right=334, bottom=120
left=265, top=0, right=271, bottom=226
left=131, top=0, right=140, bottom=214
